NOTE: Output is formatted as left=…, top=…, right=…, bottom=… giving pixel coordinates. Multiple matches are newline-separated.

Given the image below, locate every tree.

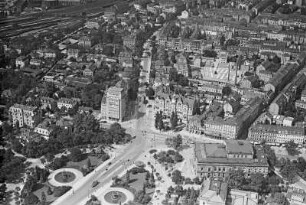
left=262, top=143, right=277, bottom=167
left=68, top=148, right=83, bottom=162
left=41, top=191, right=46, bottom=202
left=174, top=135, right=183, bottom=150
left=285, top=140, right=300, bottom=156
left=203, top=50, right=217, bottom=58
left=126, top=171, right=130, bottom=184
left=86, top=158, right=91, bottom=169
left=24, top=193, right=40, bottom=205
left=169, top=67, right=178, bottom=82
left=172, top=170, right=184, bottom=184
left=155, top=111, right=164, bottom=131
left=222, top=86, right=231, bottom=96
left=220, top=35, right=225, bottom=47
left=297, top=157, right=306, bottom=172
left=0, top=184, right=7, bottom=203
left=280, top=160, right=297, bottom=183
left=270, top=193, right=289, bottom=205
left=249, top=173, right=266, bottom=192
left=170, top=112, right=178, bottom=130
left=145, top=87, right=155, bottom=98
left=272, top=55, right=281, bottom=64
left=47, top=186, right=53, bottom=195
left=228, top=169, right=245, bottom=189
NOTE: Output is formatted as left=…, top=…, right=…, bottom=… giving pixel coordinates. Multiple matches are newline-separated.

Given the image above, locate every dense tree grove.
left=285, top=140, right=300, bottom=156
left=0, top=70, right=37, bottom=106
left=227, top=169, right=287, bottom=194
left=19, top=114, right=131, bottom=158
left=165, top=186, right=199, bottom=205
left=0, top=148, right=26, bottom=183
left=154, top=149, right=184, bottom=164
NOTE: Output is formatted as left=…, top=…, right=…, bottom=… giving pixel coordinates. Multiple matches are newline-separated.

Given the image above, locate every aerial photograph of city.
left=2, top=0, right=306, bottom=204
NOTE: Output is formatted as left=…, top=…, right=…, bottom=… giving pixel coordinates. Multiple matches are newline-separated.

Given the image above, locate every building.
left=57, top=98, right=79, bottom=110
left=198, top=179, right=228, bottom=205
left=9, top=104, right=39, bottom=128
left=195, top=140, right=269, bottom=179
left=58, top=0, right=86, bottom=6
left=15, top=56, right=28, bottom=68
left=100, top=81, right=127, bottom=122
left=78, top=36, right=93, bottom=49
left=202, top=97, right=263, bottom=139
left=264, top=62, right=300, bottom=93
left=154, top=88, right=197, bottom=123
left=67, top=48, right=79, bottom=59
left=34, top=119, right=53, bottom=137
left=123, top=33, right=138, bottom=50
left=248, top=124, right=306, bottom=145
left=41, top=97, right=55, bottom=109
left=118, top=51, right=133, bottom=67
left=269, top=67, right=306, bottom=115
left=37, top=48, right=56, bottom=59
left=174, top=53, right=189, bottom=77
left=287, top=186, right=306, bottom=205
left=228, top=190, right=259, bottom=205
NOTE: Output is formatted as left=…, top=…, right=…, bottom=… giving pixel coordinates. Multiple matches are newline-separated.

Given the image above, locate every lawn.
left=54, top=171, right=76, bottom=183
left=128, top=172, right=155, bottom=195
left=33, top=184, right=57, bottom=204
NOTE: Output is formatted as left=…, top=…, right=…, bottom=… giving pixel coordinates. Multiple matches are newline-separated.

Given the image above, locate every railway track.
left=0, top=0, right=124, bottom=38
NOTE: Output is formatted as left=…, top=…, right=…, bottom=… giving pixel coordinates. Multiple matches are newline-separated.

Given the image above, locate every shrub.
left=101, top=153, right=110, bottom=161
left=149, top=149, right=157, bottom=154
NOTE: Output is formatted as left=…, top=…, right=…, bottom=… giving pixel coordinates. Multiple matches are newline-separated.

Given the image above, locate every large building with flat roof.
left=195, top=140, right=269, bottom=179
left=101, top=81, right=127, bottom=122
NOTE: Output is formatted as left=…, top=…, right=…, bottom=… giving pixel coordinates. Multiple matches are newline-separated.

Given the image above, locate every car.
left=92, top=181, right=99, bottom=187
left=108, top=162, right=112, bottom=166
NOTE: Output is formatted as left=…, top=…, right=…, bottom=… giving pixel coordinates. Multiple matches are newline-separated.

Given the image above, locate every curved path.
left=48, top=168, right=83, bottom=187
left=99, top=187, right=134, bottom=205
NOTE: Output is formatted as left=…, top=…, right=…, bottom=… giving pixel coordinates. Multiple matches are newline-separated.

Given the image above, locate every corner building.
left=195, top=140, right=269, bottom=179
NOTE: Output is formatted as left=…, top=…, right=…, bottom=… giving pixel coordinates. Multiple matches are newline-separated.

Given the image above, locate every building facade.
left=195, top=140, right=269, bottom=179
left=9, top=104, right=39, bottom=128
left=101, top=81, right=127, bottom=122
left=248, top=124, right=306, bottom=145
left=154, top=90, right=196, bottom=123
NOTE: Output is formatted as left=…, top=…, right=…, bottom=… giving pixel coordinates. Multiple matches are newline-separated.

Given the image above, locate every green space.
left=54, top=171, right=76, bottom=183
left=104, top=191, right=127, bottom=204
left=112, top=166, right=155, bottom=205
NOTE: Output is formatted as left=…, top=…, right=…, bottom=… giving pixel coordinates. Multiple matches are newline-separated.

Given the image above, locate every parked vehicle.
left=92, top=181, right=99, bottom=187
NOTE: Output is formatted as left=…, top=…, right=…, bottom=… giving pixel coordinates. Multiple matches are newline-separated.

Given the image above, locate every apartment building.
left=248, top=124, right=306, bottom=145
left=154, top=89, right=197, bottom=123
left=100, top=81, right=127, bottom=122
left=34, top=120, right=53, bottom=137
left=195, top=140, right=269, bottom=179
left=9, top=104, right=39, bottom=128
left=57, top=98, right=80, bottom=110
left=202, top=97, right=263, bottom=139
